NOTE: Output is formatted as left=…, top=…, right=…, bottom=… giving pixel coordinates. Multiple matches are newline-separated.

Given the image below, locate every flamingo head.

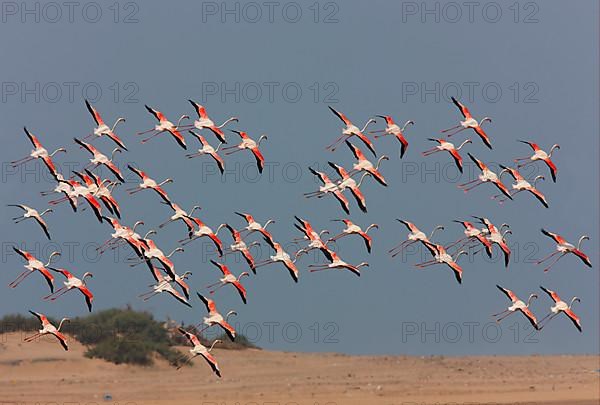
left=480, top=117, right=492, bottom=125
left=577, top=235, right=589, bottom=249
left=569, top=297, right=580, bottom=308
left=45, top=251, right=61, bottom=266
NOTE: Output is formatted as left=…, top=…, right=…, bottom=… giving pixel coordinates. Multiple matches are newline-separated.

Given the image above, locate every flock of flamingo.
left=7, top=97, right=592, bottom=377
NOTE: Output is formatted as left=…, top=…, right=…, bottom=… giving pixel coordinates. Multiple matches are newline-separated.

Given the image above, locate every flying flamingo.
left=222, top=130, right=267, bottom=173
left=206, top=260, right=249, bottom=304
left=186, top=131, right=225, bottom=174
left=176, top=328, right=222, bottom=377
left=345, top=141, right=389, bottom=186
left=538, top=286, right=582, bottom=332
left=293, top=216, right=333, bottom=261
left=308, top=251, right=368, bottom=277
left=235, top=212, right=275, bottom=243
left=25, top=311, right=70, bottom=351
left=326, top=106, right=377, bottom=155
left=50, top=178, right=104, bottom=223
left=492, top=285, right=538, bottom=330
left=495, top=165, right=548, bottom=208
left=138, top=266, right=191, bottom=307
left=40, top=174, right=77, bottom=212
left=327, top=219, right=378, bottom=253
left=446, top=220, right=492, bottom=258
left=328, top=162, right=372, bottom=212
left=221, top=224, right=259, bottom=273
left=538, top=229, right=592, bottom=271
left=422, top=138, right=472, bottom=173
left=416, top=242, right=467, bottom=284
left=127, top=165, right=174, bottom=205
left=99, top=218, right=146, bottom=258
left=474, top=216, right=511, bottom=268
left=158, top=202, right=200, bottom=235
left=388, top=220, right=444, bottom=258
left=10, top=248, right=60, bottom=292
left=132, top=230, right=184, bottom=278
left=8, top=204, right=53, bottom=239
left=442, top=97, right=492, bottom=149
left=304, top=167, right=350, bottom=215
left=178, top=99, right=238, bottom=143
left=179, top=218, right=225, bottom=256
left=83, top=99, right=127, bottom=150
left=74, top=170, right=120, bottom=218
left=514, top=140, right=560, bottom=182
left=370, top=115, right=414, bottom=158
left=74, top=137, right=124, bottom=182
left=196, top=293, right=237, bottom=341
left=44, top=268, right=94, bottom=312
left=458, top=153, right=512, bottom=200
left=138, top=105, right=189, bottom=149
left=11, top=127, right=66, bottom=180
left=254, top=236, right=300, bottom=283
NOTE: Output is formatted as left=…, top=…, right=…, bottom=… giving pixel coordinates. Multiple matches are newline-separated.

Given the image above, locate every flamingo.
left=327, top=106, right=377, bottom=155
left=158, top=202, right=200, bottom=235
left=179, top=218, right=225, bottom=257
left=416, top=242, right=467, bottom=284
left=254, top=236, right=300, bottom=283
left=388, top=220, right=444, bottom=258
left=83, top=99, right=127, bottom=150
left=222, top=130, right=267, bottom=173
left=74, top=137, right=124, bottom=182
left=493, top=285, right=538, bottom=330
left=514, top=140, right=560, bottom=182
left=328, top=162, right=372, bottom=212
left=132, top=230, right=184, bottom=278
left=442, top=97, right=492, bottom=149
left=308, top=251, right=368, bottom=277
left=446, top=220, right=492, bottom=258
left=345, top=140, right=389, bottom=186
left=458, top=153, right=512, bottom=200
left=99, top=217, right=146, bottom=258
left=138, top=105, right=188, bottom=149
left=50, top=178, right=104, bottom=223
left=422, top=138, right=472, bottom=173
left=304, top=167, right=350, bottom=215
left=44, top=268, right=94, bottom=312
left=473, top=216, right=511, bottom=267
left=538, top=229, right=591, bottom=271
left=177, top=328, right=222, bottom=377
left=25, top=311, right=70, bottom=351
left=538, top=286, right=582, bottom=332
left=138, top=266, right=192, bottom=307
left=127, top=165, right=173, bottom=205
left=11, top=127, right=66, bottom=180
left=370, top=115, right=414, bottom=158
left=185, top=131, right=225, bottom=174
left=495, top=166, right=548, bottom=208
left=196, top=293, right=237, bottom=341
left=235, top=212, right=275, bottom=243
left=293, top=216, right=333, bottom=261
left=179, top=99, right=238, bottom=143
left=40, top=174, right=77, bottom=212
left=74, top=170, right=120, bottom=218
left=206, top=260, right=249, bottom=304
left=327, top=219, right=378, bottom=253
left=221, top=224, right=259, bottom=273
left=8, top=204, right=52, bottom=239
left=10, top=248, right=60, bottom=292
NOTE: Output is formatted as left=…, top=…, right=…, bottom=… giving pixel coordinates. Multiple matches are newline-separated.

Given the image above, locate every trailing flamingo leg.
left=535, top=250, right=561, bottom=264
left=43, top=286, right=68, bottom=300
left=495, top=310, right=516, bottom=323
left=176, top=354, right=197, bottom=370
left=141, top=131, right=163, bottom=144
left=461, top=181, right=486, bottom=192
left=209, top=283, right=227, bottom=294
left=422, top=148, right=441, bottom=156
left=10, top=156, right=34, bottom=166
left=538, top=313, right=558, bottom=330
left=136, top=128, right=157, bottom=135
left=440, top=124, right=462, bottom=133
left=491, top=308, right=511, bottom=317
left=542, top=253, right=566, bottom=272
left=325, top=134, right=348, bottom=150
left=205, top=281, right=223, bottom=289
left=24, top=332, right=43, bottom=342
left=9, top=271, right=33, bottom=288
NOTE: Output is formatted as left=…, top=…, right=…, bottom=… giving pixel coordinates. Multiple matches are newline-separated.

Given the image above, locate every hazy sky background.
left=1, top=0, right=598, bottom=356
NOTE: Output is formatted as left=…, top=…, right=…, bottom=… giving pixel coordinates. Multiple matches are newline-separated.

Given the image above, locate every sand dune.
left=0, top=332, right=598, bottom=405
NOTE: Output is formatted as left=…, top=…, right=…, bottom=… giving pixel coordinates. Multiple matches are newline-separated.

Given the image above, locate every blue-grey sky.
left=0, top=0, right=598, bottom=356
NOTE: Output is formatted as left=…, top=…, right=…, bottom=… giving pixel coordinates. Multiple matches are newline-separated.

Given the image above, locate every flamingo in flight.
left=177, top=328, right=222, bottom=377
left=206, top=260, right=249, bottom=304
left=48, top=177, right=104, bottom=223
left=514, top=140, right=560, bottom=182
left=131, top=230, right=184, bottom=279
left=179, top=217, right=225, bottom=257
left=44, top=268, right=94, bottom=312
left=304, top=167, right=351, bottom=215
left=308, top=250, right=368, bottom=277
left=328, top=162, right=372, bottom=213
left=235, top=212, right=275, bottom=243
left=495, top=165, right=548, bottom=208
left=99, top=217, right=146, bottom=259
left=538, top=286, right=582, bottom=332
left=221, top=224, right=259, bottom=273
left=40, top=174, right=77, bottom=213
left=474, top=216, right=511, bottom=268
left=186, top=131, right=225, bottom=175
left=25, top=311, right=70, bottom=351
left=196, top=293, right=237, bottom=341
left=74, top=137, right=124, bottom=182
left=327, top=219, right=378, bottom=254
left=327, top=106, right=377, bottom=155
left=422, top=138, right=472, bottom=173
left=370, top=115, right=414, bottom=158
left=416, top=242, right=467, bottom=284
left=293, top=216, right=333, bottom=261
left=254, top=236, right=300, bottom=283
left=446, top=220, right=492, bottom=258
left=493, top=285, right=538, bottom=330
left=11, top=127, right=66, bottom=180
left=127, top=165, right=173, bottom=205
left=458, top=153, right=512, bottom=200
left=158, top=202, right=200, bottom=235
left=178, top=99, right=238, bottom=143
left=222, top=130, right=267, bottom=173
left=8, top=204, right=53, bottom=240
left=73, top=169, right=120, bottom=219
left=83, top=99, right=127, bottom=150
left=538, top=229, right=592, bottom=272
left=138, top=265, right=191, bottom=307
left=388, top=220, right=444, bottom=258
left=345, top=140, right=389, bottom=186
left=442, top=97, right=492, bottom=149
left=138, top=105, right=188, bottom=149
left=10, top=248, right=60, bottom=292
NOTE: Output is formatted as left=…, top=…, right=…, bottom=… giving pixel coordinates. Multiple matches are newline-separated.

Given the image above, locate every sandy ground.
left=0, top=332, right=598, bottom=405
